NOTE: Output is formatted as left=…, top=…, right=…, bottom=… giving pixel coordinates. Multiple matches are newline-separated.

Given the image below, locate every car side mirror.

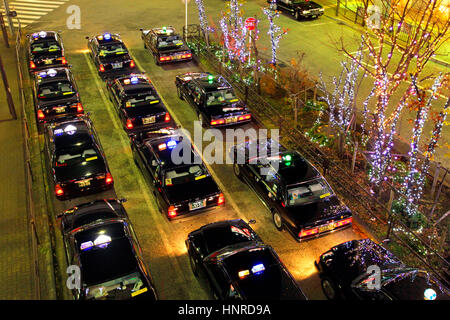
left=119, top=198, right=127, bottom=203
left=139, top=28, right=143, bottom=31
left=85, top=36, right=90, bottom=40
left=248, top=219, right=256, bottom=225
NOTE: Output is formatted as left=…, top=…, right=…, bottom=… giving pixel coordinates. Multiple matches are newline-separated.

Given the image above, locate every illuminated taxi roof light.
left=97, top=35, right=103, bottom=40
left=424, top=288, right=437, bottom=300
left=251, top=263, right=265, bottom=274
left=282, top=154, right=292, bottom=162
left=167, top=140, right=177, bottom=149
left=123, top=79, right=131, bottom=85
left=158, top=143, right=167, bottom=151
left=64, top=124, right=77, bottom=135
left=103, top=33, right=111, bottom=40
left=47, top=69, right=57, bottom=77
left=38, top=71, right=47, bottom=78
left=54, top=129, right=64, bottom=136
left=238, top=270, right=250, bottom=279
left=163, top=26, right=167, bottom=32
left=32, top=33, right=39, bottom=39
left=80, top=241, right=94, bottom=251
left=130, top=76, right=139, bottom=84
left=207, top=74, right=214, bottom=82
left=93, top=234, right=112, bottom=248
left=39, top=31, right=47, bottom=38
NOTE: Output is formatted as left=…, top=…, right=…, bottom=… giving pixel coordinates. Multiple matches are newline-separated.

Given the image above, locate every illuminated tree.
left=263, top=0, right=288, bottom=65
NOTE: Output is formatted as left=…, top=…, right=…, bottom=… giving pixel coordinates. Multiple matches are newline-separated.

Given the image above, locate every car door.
left=109, top=81, right=123, bottom=117
left=204, top=263, right=229, bottom=300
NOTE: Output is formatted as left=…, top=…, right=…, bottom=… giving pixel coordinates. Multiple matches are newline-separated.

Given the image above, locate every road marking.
left=3, top=0, right=68, bottom=27
left=82, top=53, right=196, bottom=298
left=131, top=56, right=251, bottom=223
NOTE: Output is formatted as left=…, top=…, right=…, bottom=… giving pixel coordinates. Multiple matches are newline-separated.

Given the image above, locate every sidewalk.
left=0, top=40, right=36, bottom=299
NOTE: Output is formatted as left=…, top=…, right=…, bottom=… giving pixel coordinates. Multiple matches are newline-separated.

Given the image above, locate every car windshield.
left=56, top=146, right=101, bottom=168
left=99, top=43, right=127, bottom=57
left=164, top=164, right=208, bottom=186
left=38, top=80, right=75, bottom=100
left=157, top=35, right=184, bottom=49
left=206, top=89, right=238, bottom=106
left=125, top=88, right=160, bottom=107
left=31, top=40, right=61, bottom=55
left=287, top=178, right=333, bottom=206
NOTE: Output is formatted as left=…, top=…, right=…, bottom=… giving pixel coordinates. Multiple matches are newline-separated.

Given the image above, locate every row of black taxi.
left=25, top=28, right=449, bottom=300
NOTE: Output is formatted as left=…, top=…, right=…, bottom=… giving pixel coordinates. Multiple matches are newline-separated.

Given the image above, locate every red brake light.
left=186, top=53, right=192, bottom=58
left=61, top=56, right=67, bottom=64
left=238, top=114, right=251, bottom=121
left=105, top=173, right=113, bottom=184
left=130, top=60, right=135, bottom=68
left=76, top=103, right=83, bottom=113
left=218, top=193, right=225, bottom=205
left=335, top=217, right=352, bottom=227
left=211, top=119, right=225, bottom=126
left=99, top=64, right=105, bottom=72
left=30, top=61, right=36, bottom=69
left=126, top=119, right=134, bottom=129
left=164, top=112, right=170, bottom=122
left=168, top=205, right=177, bottom=218
left=299, top=227, right=318, bottom=238
left=55, top=184, right=64, bottom=196
left=37, top=109, right=45, bottom=119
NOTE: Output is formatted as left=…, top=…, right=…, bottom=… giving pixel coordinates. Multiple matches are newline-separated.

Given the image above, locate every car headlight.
left=302, top=10, right=309, bottom=14
left=320, top=8, right=324, bottom=11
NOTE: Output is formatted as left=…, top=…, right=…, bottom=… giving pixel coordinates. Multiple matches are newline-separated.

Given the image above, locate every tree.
left=340, top=0, right=449, bottom=186
left=263, top=0, right=288, bottom=66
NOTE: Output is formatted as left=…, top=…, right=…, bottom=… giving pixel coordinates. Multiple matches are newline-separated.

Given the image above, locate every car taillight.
left=99, top=64, right=105, bottom=72
left=186, top=53, right=192, bottom=58
left=168, top=205, right=177, bottom=218
left=37, top=109, right=45, bottom=119
left=164, top=112, right=170, bottom=122
left=55, top=184, right=64, bottom=196
left=76, top=103, right=83, bottom=113
left=238, top=114, right=251, bottom=121
left=160, top=56, right=170, bottom=61
left=105, top=173, right=113, bottom=184
left=61, top=56, right=67, bottom=64
left=299, top=227, right=318, bottom=238
left=130, top=60, right=135, bottom=68
left=126, top=119, right=134, bottom=129
left=217, top=193, right=225, bottom=205
left=211, top=119, right=225, bottom=126
left=30, top=61, right=36, bottom=69
left=335, top=217, right=352, bottom=227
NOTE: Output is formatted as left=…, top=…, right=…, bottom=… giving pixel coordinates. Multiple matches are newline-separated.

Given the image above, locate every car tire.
left=198, top=113, right=206, bottom=128
left=321, top=277, right=340, bottom=300
left=233, top=163, right=242, bottom=179
left=272, top=209, right=283, bottom=231
left=189, top=254, right=199, bottom=277
left=177, top=86, right=184, bottom=100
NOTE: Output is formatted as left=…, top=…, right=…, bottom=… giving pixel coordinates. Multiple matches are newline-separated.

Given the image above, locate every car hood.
left=164, top=176, right=220, bottom=204
left=284, top=195, right=351, bottom=227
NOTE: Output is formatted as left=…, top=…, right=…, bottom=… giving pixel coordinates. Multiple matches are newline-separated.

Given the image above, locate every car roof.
left=29, top=31, right=58, bottom=43
left=94, top=33, right=122, bottom=45
left=190, top=220, right=260, bottom=257
left=52, top=119, right=93, bottom=151
left=219, top=245, right=305, bottom=299
left=151, top=27, right=177, bottom=36
left=115, top=75, right=154, bottom=93
left=275, top=151, right=321, bottom=185
left=74, top=221, right=138, bottom=286
left=36, top=68, right=71, bottom=84
left=192, top=75, right=232, bottom=93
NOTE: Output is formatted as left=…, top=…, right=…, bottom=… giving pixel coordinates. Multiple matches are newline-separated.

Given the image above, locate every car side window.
left=263, top=168, right=281, bottom=198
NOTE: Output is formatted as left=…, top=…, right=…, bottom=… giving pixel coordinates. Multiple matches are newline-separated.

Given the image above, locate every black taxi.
left=175, top=72, right=251, bottom=128
left=86, top=32, right=136, bottom=78
left=140, top=26, right=192, bottom=65
left=231, top=139, right=352, bottom=241
left=270, top=0, right=324, bottom=20
left=186, top=219, right=307, bottom=300
left=58, top=198, right=158, bottom=300
left=27, top=31, right=68, bottom=72
left=106, top=74, right=174, bottom=133
left=44, top=115, right=114, bottom=200
left=315, top=239, right=450, bottom=300
left=130, top=127, right=224, bottom=220
left=32, top=67, right=83, bottom=125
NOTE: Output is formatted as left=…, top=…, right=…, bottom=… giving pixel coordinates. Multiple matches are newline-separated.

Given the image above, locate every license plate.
left=77, top=179, right=91, bottom=188
left=142, top=116, right=156, bottom=124
left=112, top=62, right=123, bottom=69
left=54, top=106, right=65, bottom=113
left=225, top=116, right=237, bottom=124
left=319, top=223, right=335, bottom=233
left=175, top=55, right=182, bottom=60
left=189, top=199, right=206, bottom=211
left=44, top=59, right=52, bottom=64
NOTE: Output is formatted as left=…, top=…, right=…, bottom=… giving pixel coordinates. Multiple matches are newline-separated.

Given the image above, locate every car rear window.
left=202, top=224, right=255, bottom=255
left=38, top=80, right=75, bottom=100
left=31, top=40, right=61, bottom=55
left=164, top=164, right=208, bottom=186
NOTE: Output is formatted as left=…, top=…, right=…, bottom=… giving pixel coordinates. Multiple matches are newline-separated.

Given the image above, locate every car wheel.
left=198, top=114, right=206, bottom=128
left=189, top=254, right=199, bottom=277
left=321, top=277, right=339, bottom=300
left=272, top=209, right=283, bottom=231
left=177, top=86, right=184, bottom=100
left=233, top=163, right=242, bottom=178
